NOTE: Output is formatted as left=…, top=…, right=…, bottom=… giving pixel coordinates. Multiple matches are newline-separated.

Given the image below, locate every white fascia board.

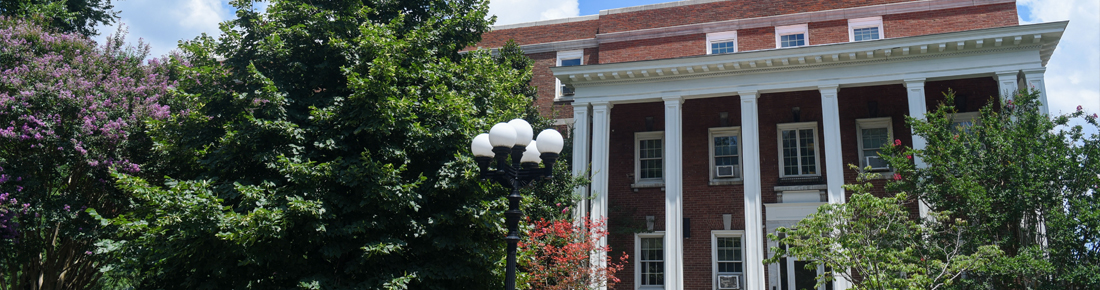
left=569, top=48, right=1043, bottom=104
left=763, top=202, right=826, bottom=221
left=552, top=21, right=1067, bottom=84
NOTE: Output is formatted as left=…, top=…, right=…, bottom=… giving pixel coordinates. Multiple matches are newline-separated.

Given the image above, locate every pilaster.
left=1022, top=68, right=1049, bottom=115
left=904, top=79, right=931, bottom=219
left=572, top=103, right=591, bottom=222
left=994, top=71, right=1021, bottom=102
left=589, top=101, right=612, bottom=289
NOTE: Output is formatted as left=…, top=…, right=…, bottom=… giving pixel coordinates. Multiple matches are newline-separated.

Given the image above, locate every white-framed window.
left=709, top=127, right=743, bottom=182
left=775, top=24, right=808, bottom=48
left=950, top=112, right=980, bottom=133
left=636, top=232, right=666, bottom=289
left=856, top=117, right=892, bottom=171
left=712, top=230, right=745, bottom=290
left=635, top=131, right=665, bottom=186
left=777, top=122, right=820, bottom=177
left=707, top=31, right=738, bottom=55
left=848, top=16, right=883, bottom=42
left=555, top=50, right=583, bottom=99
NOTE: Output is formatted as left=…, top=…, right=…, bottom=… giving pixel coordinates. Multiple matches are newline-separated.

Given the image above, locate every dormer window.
left=776, top=24, right=808, bottom=48
left=707, top=31, right=738, bottom=54
left=849, top=17, right=884, bottom=42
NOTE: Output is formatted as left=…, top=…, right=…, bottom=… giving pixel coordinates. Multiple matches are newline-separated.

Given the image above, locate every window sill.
left=553, top=95, right=574, bottom=103
left=631, top=181, right=665, bottom=192
left=709, top=179, right=743, bottom=186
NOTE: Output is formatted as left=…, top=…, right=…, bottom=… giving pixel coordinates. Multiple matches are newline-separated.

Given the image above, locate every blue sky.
left=95, top=0, right=1097, bottom=123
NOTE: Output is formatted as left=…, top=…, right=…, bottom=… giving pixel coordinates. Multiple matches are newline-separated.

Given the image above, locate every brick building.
left=474, top=1, right=1066, bottom=289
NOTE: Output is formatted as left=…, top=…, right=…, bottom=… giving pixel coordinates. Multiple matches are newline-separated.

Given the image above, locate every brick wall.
left=884, top=3, right=1018, bottom=38
left=598, top=0, right=917, bottom=33
left=757, top=91, right=829, bottom=203
left=599, top=34, right=707, bottom=64
left=607, top=102, right=668, bottom=290
left=738, top=26, right=776, bottom=52
left=478, top=19, right=599, bottom=48
left=681, top=96, right=745, bottom=290
left=809, top=19, right=850, bottom=45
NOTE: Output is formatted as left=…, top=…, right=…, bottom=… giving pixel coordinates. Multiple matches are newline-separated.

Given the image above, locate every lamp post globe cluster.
left=470, top=118, right=563, bottom=290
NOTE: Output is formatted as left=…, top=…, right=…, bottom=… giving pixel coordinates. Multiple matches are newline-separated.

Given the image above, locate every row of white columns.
left=571, top=69, right=1047, bottom=290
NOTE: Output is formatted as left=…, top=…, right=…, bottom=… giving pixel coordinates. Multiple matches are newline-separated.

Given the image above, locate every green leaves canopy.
left=98, top=0, right=565, bottom=288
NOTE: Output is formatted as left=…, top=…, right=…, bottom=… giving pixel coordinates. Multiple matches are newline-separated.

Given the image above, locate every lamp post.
left=470, top=119, right=564, bottom=290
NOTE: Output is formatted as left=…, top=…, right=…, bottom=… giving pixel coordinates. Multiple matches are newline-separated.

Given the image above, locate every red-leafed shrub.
left=519, top=216, right=628, bottom=290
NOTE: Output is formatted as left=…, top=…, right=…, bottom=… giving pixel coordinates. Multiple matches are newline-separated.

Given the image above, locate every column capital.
left=903, top=78, right=926, bottom=87
left=572, top=101, right=590, bottom=108
left=739, top=91, right=759, bottom=101
left=591, top=101, right=613, bottom=110
left=993, top=70, right=1020, bottom=79
left=1021, top=67, right=1047, bottom=75
left=661, top=95, right=684, bottom=104
left=818, top=84, right=840, bottom=92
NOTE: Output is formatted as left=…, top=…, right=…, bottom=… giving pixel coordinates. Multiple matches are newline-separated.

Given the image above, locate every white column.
left=663, top=96, right=685, bottom=290
left=819, top=85, right=852, bottom=290
left=739, top=91, right=766, bottom=290
left=994, top=71, right=1020, bottom=102
left=903, top=79, right=931, bottom=219
left=819, top=85, right=845, bottom=205
left=589, top=102, right=612, bottom=289
left=1022, top=68, right=1049, bottom=115
left=572, top=103, right=591, bottom=223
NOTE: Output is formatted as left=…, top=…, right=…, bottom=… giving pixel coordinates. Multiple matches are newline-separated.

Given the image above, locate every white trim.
left=776, top=122, right=821, bottom=178
left=635, top=131, right=666, bottom=186
left=636, top=232, right=667, bottom=290
left=708, top=127, right=743, bottom=182
left=739, top=92, right=766, bottom=290
left=556, top=50, right=584, bottom=100
left=711, top=230, right=746, bottom=290
left=775, top=24, right=808, bottom=48
left=848, top=16, right=884, bottom=42
left=572, top=105, right=590, bottom=224
left=707, top=31, right=738, bottom=55
left=590, top=102, right=612, bottom=284
left=855, top=117, right=893, bottom=172
left=663, top=97, right=685, bottom=290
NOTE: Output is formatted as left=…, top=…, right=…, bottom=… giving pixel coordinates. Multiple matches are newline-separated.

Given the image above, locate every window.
left=775, top=24, right=808, bottom=48
left=556, top=50, right=583, bottom=99
left=856, top=118, right=892, bottom=171
left=709, top=127, right=742, bottom=182
left=777, top=122, right=820, bottom=177
left=848, top=17, right=883, bottom=42
left=950, top=112, right=980, bottom=133
left=635, top=131, right=665, bottom=186
left=707, top=31, right=738, bottom=54
left=712, top=231, right=745, bottom=290
left=636, top=233, right=665, bottom=288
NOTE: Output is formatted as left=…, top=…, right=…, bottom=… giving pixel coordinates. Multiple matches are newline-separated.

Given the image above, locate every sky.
left=95, top=0, right=1098, bottom=123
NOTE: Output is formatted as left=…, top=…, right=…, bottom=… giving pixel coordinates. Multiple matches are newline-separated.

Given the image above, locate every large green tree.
left=0, top=0, right=118, bottom=36
left=96, top=0, right=577, bottom=289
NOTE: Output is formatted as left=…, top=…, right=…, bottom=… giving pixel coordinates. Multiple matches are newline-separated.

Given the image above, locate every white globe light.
left=471, top=133, right=494, bottom=157
left=535, top=129, right=564, bottom=154
left=488, top=123, right=517, bottom=148
left=521, top=141, right=542, bottom=164
left=508, top=119, right=534, bottom=147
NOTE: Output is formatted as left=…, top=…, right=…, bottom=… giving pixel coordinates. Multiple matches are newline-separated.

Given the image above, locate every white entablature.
left=553, top=21, right=1066, bottom=104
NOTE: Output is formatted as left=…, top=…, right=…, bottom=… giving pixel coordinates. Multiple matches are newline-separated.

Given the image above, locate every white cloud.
left=487, top=0, right=580, bottom=26
left=1017, top=0, right=1100, bottom=127
left=94, top=0, right=236, bottom=59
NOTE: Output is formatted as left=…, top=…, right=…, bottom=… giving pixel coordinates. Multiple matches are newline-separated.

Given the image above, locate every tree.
left=95, top=0, right=580, bottom=288
left=518, top=215, right=627, bottom=290
left=0, top=16, right=178, bottom=289
left=765, top=168, right=1003, bottom=290
left=0, top=0, right=119, bottom=36
left=886, top=89, right=1100, bottom=289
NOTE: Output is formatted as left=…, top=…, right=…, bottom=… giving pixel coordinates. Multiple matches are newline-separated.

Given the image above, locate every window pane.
left=560, top=58, right=581, bottom=66
left=861, top=128, right=888, bottom=150
left=799, top=129, right=817, bottom=174
left=640, top=139, right=662, bottom=159
left=641, top=237, right=664, bottom=285
left=782, top=130, right=799, bottom=175
left=711, top=40, right=736, bottom=54
left=781, top=33, right=806, bottom=47
left=853, top=27, right=880, bottom=41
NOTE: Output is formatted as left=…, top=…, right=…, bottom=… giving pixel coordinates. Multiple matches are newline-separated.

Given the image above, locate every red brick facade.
left=475, top=1, right=1022, bottom=289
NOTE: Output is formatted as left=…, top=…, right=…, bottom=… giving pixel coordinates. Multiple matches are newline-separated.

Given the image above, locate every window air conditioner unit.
left=561, top=85, right=575, bottom=96
left=865, top=156, right=889, bottom=171
left=716, top=165, right=738, bottom=178
left=717, top=274, right=741, bottom=290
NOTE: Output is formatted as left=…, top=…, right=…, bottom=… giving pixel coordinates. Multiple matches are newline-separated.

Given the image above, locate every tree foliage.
left=886, top=90, right=1100, bottom=289
left=94, top=0, right=579, bottom=289
left=0, top=16, right=177, bottom=289
left=0, top=0, right=118, bottom=36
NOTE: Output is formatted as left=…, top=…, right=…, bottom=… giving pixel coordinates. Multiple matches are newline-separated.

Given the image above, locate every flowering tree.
left=0, top=17, right=177, bottom=289
left=518, top=215, right=627, bottom=290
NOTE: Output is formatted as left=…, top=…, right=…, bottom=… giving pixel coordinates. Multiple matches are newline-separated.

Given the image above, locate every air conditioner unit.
left=561, top=85, right=575, bottom=96
left=865, top=156, right=889, bottom=171
left=716, top=165, right=738, bottom=178
left=717, top=274, right=741, bottom=290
